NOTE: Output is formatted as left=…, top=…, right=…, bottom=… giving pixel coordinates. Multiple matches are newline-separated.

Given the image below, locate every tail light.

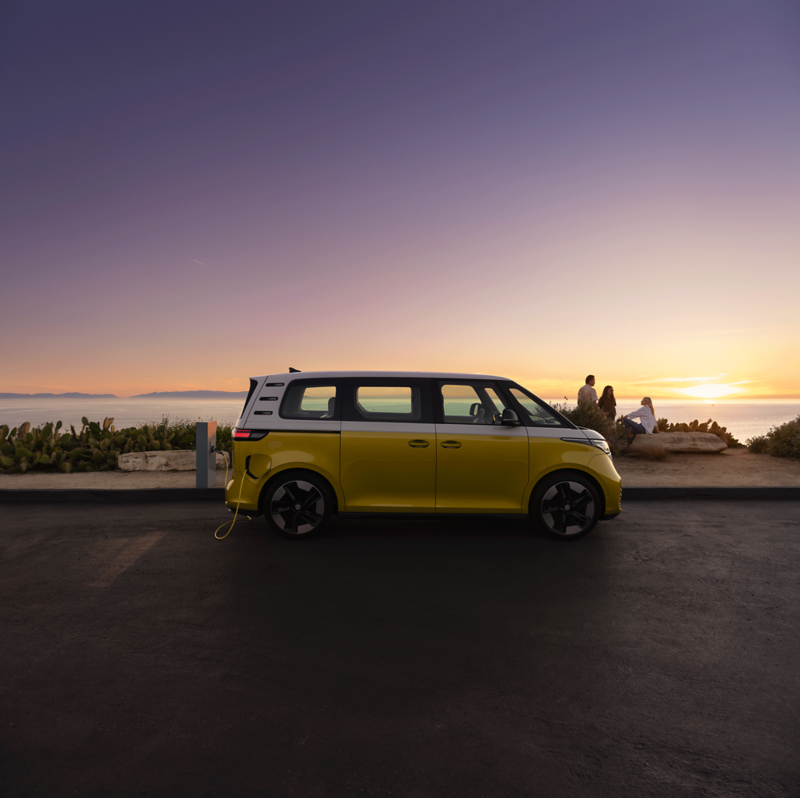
left=233, top=428, right=269, bottom=441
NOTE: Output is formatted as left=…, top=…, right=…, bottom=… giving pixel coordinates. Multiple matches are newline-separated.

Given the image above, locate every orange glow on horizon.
left=3, top=375, right=799, bottom=402
left=678, top=384, right=745, bottom=400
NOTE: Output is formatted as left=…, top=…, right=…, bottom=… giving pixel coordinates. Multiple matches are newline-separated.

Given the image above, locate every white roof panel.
left=253, top=371, right=510, bottom=381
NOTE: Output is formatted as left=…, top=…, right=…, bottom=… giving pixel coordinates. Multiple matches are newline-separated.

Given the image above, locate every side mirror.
left=501, top=409, right=520, bottom=425
left=469, top=403, right=481, bottom=417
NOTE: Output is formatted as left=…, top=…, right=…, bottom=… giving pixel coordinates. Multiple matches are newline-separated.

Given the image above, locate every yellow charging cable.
left=214, top=450, right=245, bottom=540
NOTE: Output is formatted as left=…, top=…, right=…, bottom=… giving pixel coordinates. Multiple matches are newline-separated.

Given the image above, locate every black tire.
left=530, top=472, right=601, bottom=541
left=262, top=471, right=334, bottom=540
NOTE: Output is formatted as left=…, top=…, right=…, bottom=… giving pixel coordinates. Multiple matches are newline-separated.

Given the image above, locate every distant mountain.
left=128, top=390, right=249, bottom=399
left=0, top=392, right=119, bottom=399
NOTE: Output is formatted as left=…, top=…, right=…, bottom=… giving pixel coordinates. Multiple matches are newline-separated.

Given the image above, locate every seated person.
left=621, top=397, right=659, bottom=443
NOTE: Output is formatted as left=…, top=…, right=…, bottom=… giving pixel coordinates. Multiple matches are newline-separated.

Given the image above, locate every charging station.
left=196, top=421, right=217, bottom=489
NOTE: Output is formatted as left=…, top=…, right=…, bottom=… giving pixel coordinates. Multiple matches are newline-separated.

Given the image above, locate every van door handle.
left=440, top=441, right=462, bottom=449
left=408, top=440, right=430, bottom=448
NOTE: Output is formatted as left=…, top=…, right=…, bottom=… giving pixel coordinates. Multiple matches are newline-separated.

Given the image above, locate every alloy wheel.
left=540, top=481, right=596, bottom=536
left=270, top=480, right=325, bottom=535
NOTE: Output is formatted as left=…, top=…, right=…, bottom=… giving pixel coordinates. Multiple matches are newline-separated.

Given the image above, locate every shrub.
left=551, top=403, right=621, bottom=455
left=149, top=415, right=234, bottom=458
left=747, top=416, right=800, bottom=459
left=0, top=415, right=236, bottom=474
left=747, top=435, right=769, bottom=454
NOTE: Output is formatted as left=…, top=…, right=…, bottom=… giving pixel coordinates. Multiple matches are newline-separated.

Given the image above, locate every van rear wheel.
left=531, top=473, right=601, bottom=541
left=263, top=472, right=333, bottom=540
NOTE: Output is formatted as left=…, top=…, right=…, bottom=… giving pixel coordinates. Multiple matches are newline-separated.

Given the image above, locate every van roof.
left=252, top=371, right=509, bottom=381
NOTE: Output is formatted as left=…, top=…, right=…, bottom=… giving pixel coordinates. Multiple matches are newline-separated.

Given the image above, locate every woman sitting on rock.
left=621, top=397, right=659, bottom=443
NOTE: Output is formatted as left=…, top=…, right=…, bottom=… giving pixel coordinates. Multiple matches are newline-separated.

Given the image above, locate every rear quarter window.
left=280, top=384, right=337, bottom=420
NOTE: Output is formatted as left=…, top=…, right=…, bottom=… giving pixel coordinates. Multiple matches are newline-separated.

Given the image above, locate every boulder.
left=628, top=432, right=727, bottom=455
left=118, top=450, right=230, bottom=472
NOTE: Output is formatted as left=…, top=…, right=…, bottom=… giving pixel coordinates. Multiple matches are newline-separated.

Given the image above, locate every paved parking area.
left=2, top=501, right=799, bottom=798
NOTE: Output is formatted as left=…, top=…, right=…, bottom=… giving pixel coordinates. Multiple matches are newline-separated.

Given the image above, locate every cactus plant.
left=0, top=416, right=232, bottom=473
left=656, top=417, right=741, bottom=447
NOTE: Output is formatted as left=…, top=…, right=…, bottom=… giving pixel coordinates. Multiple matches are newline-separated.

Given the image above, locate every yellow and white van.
left=226, top=371, right=621, bottom=540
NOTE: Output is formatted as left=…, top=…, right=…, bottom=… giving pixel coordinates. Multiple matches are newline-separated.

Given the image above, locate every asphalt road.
left=2, top=501, right=798, bottom=798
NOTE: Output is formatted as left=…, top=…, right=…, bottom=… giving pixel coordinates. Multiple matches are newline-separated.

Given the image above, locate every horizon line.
left=2, top=390, right=800, bottom=402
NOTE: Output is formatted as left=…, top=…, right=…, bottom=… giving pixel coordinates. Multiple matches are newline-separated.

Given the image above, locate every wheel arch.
left=525, top=467, right=606, bottom=516
left=257, top=465, right=342, bottom=514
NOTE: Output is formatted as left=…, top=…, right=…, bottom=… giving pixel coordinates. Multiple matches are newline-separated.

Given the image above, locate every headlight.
left=561, top=437, right=612, bottom=456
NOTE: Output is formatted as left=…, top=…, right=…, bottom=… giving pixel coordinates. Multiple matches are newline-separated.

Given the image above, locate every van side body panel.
left=340, top=422, right=436, bottom=512
left=522, top=431, right=622, bottom=516
left=434, top=425, right=529, bottom=513
left=226, top=432, right=343, bottom=513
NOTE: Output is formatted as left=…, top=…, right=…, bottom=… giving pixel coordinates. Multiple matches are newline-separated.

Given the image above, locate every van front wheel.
left=530, top=473, right=601, bottom=541
left=263, top=472, right=333, bottom=540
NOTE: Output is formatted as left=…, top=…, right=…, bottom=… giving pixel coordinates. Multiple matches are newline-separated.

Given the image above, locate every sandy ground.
left=0, top=448, right=798, bottom=489
left=614, top=447, right=800, bottom=487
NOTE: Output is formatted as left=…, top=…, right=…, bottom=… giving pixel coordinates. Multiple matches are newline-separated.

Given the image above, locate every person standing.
left=577, top=375, right=597, bottom=406
left=597, top=385, right=616, bottom=421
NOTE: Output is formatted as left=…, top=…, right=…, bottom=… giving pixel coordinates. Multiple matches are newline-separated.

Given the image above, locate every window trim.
left=341, top=378, right=435, bottom=424
left=435, top=379, right=513, bottom=426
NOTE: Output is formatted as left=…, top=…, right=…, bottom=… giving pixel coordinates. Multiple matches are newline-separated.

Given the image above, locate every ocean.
left=1, top=396, right=798, bottom=443
left=609, top=400, right=800, bottom=442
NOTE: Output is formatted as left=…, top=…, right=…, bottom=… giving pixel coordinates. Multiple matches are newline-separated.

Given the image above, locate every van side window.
left=440, top=382, right=510, bottom=425
left=354, top=386, right=421, bottom=422
left=280, top=385, right=337, bottom=420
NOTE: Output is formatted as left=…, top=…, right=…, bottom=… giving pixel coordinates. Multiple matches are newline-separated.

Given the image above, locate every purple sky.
left=2, top=1, right=799, bottom=398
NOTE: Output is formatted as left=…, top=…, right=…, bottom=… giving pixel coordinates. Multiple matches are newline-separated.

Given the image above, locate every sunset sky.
left=2, top=1, right=799, bottom=400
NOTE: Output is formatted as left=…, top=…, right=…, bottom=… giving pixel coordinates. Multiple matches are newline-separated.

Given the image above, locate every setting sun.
left=679, top=384, right=742, bottom=399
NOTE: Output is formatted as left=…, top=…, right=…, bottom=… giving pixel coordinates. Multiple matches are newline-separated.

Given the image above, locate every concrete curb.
left=1, top=487, right=799, bottom=504
left=622, top=487, right=800, bottom=501
left=0, top=488, right=225, bottom=503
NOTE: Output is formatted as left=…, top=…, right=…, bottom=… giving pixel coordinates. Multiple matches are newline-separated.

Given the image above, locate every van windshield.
left=508, top=387, right=566, bottom=427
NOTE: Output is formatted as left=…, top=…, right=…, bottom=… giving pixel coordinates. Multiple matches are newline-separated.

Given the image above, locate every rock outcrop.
left=118, top=450, right=230, bottom=472
left=627, top=432, right=727, bottom=455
